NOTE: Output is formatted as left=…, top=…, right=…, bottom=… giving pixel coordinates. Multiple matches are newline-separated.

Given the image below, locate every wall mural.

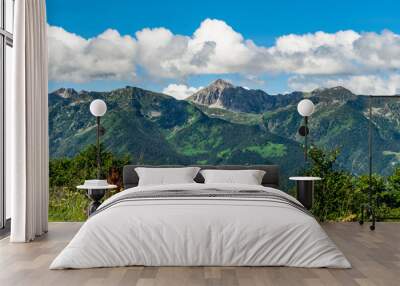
left=47, top=1, right=400, bottom=221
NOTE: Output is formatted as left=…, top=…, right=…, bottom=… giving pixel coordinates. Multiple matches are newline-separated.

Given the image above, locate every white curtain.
left=6, top=0, right=49, bottom=242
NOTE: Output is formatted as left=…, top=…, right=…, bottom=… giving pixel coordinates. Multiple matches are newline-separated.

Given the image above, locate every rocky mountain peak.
left=310, top=86, right=356, bottom=102
left=209, top=79, right=234, bottom=90
left=312, top=86, right=353, bottom=95
left=52, top=87, right=79, bottom=99
left=331, top=86, right=352, bottom=92
left=187, top=79, right=236, bottom=109
left=188, top=79, right=279, bottom=113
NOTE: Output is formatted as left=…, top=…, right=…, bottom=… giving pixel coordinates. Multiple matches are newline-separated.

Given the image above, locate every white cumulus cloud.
left=48, top=25, right=137, bottom=83
left=48, top=19, right=400, bottom=93
left=133, top=19, right=258, bottom=78
left=289, top=74, right=400, bottom=95
left=162, top=84, right=202, bottom=100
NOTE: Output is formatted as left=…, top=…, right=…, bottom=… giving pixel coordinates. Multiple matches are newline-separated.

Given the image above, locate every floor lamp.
left=81, top=99, right=108, bottom=216
left=359, top=96, right=376, bottom=230
left=89, top=99, right=107, bottom=179
left=297, top=99, right=315, bottom=162
left=359, top=95, right=400, bottom=231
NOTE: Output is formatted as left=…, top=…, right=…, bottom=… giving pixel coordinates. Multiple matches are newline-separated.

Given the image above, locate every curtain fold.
left=7, top=0, right=48, bottom=242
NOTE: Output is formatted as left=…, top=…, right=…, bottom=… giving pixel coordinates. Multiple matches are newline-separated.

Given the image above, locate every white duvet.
left=50, top=183, right=351, bottom=269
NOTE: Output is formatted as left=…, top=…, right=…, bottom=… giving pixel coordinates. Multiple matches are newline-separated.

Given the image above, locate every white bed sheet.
left=50, top=183, right=351, bottom=269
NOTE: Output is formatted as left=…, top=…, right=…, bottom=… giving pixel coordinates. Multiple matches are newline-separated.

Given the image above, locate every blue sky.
left=47, top=0, right=400, bottom=96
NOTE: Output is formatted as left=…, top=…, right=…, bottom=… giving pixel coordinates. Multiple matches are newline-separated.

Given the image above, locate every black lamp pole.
left=96, top=116, right=101, bottom=179
left=297, top=99, right=314, bottom=163
left=298, top=116, right=310, bottom=162
left=304, top=116, right=308, bottom=162
left=368, top=96, right=372, bottom=220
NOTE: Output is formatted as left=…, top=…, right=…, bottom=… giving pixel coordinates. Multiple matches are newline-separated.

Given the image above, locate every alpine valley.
left=49, top=79, right=400, bottom=181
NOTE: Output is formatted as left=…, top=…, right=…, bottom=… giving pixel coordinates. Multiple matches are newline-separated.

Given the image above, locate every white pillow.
left=200, top=169, right=266, bottom=185
left=135, top=167, right=200, bottom=186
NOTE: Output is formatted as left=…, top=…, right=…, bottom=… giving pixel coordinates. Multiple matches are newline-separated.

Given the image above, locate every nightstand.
left=77, top=181, right=117, bottom=216
left=289, top=176, right=321, bottom=210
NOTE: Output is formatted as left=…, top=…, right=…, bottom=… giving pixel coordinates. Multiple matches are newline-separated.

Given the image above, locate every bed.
left=50, top=165, right=351, bottom=269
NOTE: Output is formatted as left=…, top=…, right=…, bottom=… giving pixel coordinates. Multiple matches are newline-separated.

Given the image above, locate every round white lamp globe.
left=297, top=99, right=315, bottom=117
left=90, top=99, right=107, bottom=117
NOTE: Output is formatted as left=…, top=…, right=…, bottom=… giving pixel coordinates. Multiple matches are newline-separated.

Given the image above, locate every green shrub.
left=305, top=147, right=355, bottom=221
left=49, top=187, right=88, bottom=221
left=305, top=146, right=400, bottom=221
left=49, top=144, right=130, bottom=221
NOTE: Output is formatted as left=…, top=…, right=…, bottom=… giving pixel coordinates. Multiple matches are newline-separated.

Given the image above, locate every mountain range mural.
left=49, top=79, right=400, bottom=181
left=46, top=1, right=400, bottom=222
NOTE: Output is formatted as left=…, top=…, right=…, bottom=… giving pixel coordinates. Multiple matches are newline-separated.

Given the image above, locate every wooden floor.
left=0, top=222, right=399, bottom=286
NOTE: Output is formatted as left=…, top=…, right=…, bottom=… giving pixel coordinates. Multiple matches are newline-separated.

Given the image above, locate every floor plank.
left=0, top=222, right=398, bottom=286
